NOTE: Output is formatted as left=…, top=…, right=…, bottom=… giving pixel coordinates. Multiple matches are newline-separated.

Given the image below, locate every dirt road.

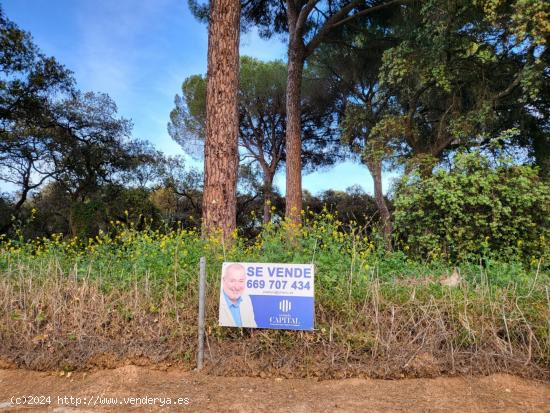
left=1, top=366, right=549, bottom=412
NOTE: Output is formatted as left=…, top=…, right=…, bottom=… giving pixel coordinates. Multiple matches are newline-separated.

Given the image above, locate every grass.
left=0, top=212, right=549, bottom=379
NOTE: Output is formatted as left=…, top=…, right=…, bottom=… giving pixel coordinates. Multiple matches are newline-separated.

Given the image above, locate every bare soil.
left=0, top=367, right=549, bottom=412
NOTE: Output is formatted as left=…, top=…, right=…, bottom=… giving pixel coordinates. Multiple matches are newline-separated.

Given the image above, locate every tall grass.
left=0, top=212, right=549, bottom=378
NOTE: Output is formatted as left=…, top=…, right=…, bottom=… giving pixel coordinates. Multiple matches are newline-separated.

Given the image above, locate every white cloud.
left=72, top=0, right=176, bottom=97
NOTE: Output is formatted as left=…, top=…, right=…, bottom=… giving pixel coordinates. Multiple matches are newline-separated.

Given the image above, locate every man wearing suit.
left=219, top=263, right=257, bottom=328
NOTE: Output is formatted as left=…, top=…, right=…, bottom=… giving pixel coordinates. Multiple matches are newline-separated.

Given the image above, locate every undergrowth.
left=0, top=211, right=549, bottom=379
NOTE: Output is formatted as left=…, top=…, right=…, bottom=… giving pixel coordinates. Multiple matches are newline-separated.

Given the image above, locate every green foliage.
left=70, top=200, right=104, bottom=239
left=2, top=210, right=546, bottom=300
left=68, top=186, right=162, bottom=239
left=393, top=151, right=550, bottom=262
left=303, top=186, right=379, bottom=230
left=0, top=6, right=74, bottom=214
left=168, top=55, right=341, bottom=172
left=375, top=0, right=549, bottom=173
left=1, top=9, right=156, bottom=235
left=167, top=74, right=207, bottom=156
left=477, top=0, right=550, bottom=45
left=2, top=210, right=549, bottom=374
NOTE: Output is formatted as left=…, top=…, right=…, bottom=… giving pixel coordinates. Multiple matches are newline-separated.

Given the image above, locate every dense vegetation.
left=1, top=213, right=548, bottom=377
left=393, top=151, right=550, bottom=262
left=0, top=1, right=549, bottom=377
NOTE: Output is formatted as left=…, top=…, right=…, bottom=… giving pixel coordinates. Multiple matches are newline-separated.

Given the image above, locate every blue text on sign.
left=247, top=266, right=312, bottom=278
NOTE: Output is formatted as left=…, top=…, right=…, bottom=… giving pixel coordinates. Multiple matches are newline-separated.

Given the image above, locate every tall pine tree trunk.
left=202, top=0, right=240, bottom=241
left=285, top=19, right=305, bottom=225
left=366, top=159, right=392, bottom=251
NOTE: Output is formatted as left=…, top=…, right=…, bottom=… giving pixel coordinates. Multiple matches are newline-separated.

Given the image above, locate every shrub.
left=393, top=151, right=550, bottom=262
left=1, top=211, right=548, bottom=377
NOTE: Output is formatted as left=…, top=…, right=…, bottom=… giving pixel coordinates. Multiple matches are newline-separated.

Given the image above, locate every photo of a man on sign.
left=219, top=263, right=257, bottom=328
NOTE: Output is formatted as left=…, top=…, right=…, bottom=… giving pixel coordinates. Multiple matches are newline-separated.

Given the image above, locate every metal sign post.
left=197, top=256, right=206, bottom=370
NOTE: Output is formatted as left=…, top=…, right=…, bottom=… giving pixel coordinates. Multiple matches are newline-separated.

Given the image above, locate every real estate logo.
left=279, top=299, right=292, bottom=313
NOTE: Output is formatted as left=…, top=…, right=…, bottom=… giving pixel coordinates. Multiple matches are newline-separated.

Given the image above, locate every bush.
left=1, top=211, right=548, bottom=377
left=393, top=151, right=550, bottom=262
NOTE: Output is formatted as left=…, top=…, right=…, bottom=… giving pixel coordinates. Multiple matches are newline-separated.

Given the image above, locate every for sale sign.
left=218, top=262, right=315, bottom=330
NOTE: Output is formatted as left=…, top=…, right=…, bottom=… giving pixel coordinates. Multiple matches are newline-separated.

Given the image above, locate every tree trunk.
left=262, top=169, right=275, bottom=224
left=366, top=159, right=392, bottom=251
left=285, top=33, right=305, bottom=225
left=202, top=0, right=240, bottom=242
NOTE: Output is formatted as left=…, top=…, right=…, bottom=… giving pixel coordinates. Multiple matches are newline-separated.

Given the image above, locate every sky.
left=3, top=0, right=388, bottom=196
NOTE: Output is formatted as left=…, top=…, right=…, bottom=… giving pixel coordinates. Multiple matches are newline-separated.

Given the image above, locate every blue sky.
left=3, top=0, right=386, bottom=196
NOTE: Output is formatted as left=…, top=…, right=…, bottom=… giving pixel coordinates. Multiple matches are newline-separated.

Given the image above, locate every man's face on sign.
left=223, top=265, right=246, bottom=303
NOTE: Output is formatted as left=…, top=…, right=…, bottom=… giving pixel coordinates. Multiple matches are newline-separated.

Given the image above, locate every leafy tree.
left=313, top=0, right=548, bottom=250
left=238, top=57, right=287, bottom=223
left=169, top=56, right=341, bottom=223
left=119, top=141, right=167, bottom=189
left=190, top=0, right=404, bottom=224
left=168, top=74, right=207, bottom=157
left=0, top=8, right=155, bottom=237
left=0, top=6, right=73, bottom=216
left=43, top=92, right=155, bottom=236
left=304, top=185, right=379, bottom=228
left=312, top=22, right=400, bottom=249
left=2, top=87, right=156, bottom=236
left=153, top=155, right=203, bottom=228
left=48, top=92, right=135, bottom=198
left=393, top=150, right=550, bottom=262
left=375, top=0, right=549, bottom=176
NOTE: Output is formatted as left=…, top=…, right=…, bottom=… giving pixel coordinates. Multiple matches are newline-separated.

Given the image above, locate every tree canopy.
left=0, top=7, right=157, bottom=235
left=0, top=1, right=548, bottom=264
left=169, top=55, right=342, bottom=222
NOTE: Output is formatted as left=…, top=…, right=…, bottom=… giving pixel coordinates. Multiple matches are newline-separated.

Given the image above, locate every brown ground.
left=0, top=367, right=549, bottom=412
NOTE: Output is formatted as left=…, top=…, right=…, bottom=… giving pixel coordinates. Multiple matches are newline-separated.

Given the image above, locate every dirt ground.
left=0, top=366, right=549, bottom=412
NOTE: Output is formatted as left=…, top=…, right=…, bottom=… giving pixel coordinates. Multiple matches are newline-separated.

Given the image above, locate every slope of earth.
left=0, top=366, right=549, bottom=412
